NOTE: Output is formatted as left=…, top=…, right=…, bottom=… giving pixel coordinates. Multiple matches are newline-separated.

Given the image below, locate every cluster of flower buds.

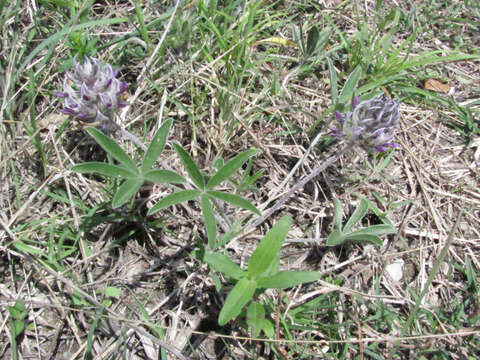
left=332, top=95, right=400, bottom=152
left=56, top=56, right=128, bottom=129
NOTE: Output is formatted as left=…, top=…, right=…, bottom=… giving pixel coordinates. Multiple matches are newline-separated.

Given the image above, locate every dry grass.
left=1, top=0, right=479, bottom=359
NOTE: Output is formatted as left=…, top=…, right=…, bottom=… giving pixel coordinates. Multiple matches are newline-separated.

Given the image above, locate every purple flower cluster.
left=332, top=96, right=400, bottom=152
left=56, top=56, right=128, bottom=127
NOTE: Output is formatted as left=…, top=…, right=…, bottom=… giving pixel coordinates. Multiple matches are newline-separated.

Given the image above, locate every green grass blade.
left=112, top=178, right=143, bottom=208
left=201, top=194, right=217, bottom=249
left=19, top=17, right=129, bottom=74
left=72, top=162, right=139, bottom=179
left=141, top=119, right=173, bottom=172
left=143, top=169, right=186, bottom=185
left=397, top=51, right=479, bottom=72
left=207, top=149, right=260, bottom=189
left=133, top=0, right=151, bottom=49
left=172, top=142, right=205, bottom=189
left=206, top=190, right=260, bottom=215
left=86, top=127, right=137, bottom=172
left=147, top=190, right=202, bottom=215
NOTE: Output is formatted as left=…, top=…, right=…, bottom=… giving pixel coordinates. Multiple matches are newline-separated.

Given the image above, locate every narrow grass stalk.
left=245, top=147, right=346, bottom=232
left=402, top=211, right=462, bottom=335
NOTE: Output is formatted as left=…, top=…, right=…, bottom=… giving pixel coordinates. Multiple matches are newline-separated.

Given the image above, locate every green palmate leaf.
left=261, top=255, right=280, bottom=278
left=293, top=24, right=305, bottom=54
left=343, top=199, right=369, bottom=233
left=344, top=233, right=383, bottom=246
left=338, top=65, right=363, bottom=106
left=256, top=271, right=322, bottom=289
left=12, top=320, right=25, bottom=338
left=141, top=119, right=173, bottom=172
left=261, top=319, right=275, bottom=338
left=104, top=286, right=121, bottom=298
left=327, top=57, right=338, bottom=101
left=218, top=277, right=257, bottom=326
left=247, top=215, right=292, bottom=278
left=306, top=25, right=319, bottom=56
left=206, top=190, right=261, bottom=215
left=7, top=302, right=27, bottom=320
left=112, top=178, right=143, bottom=208
left=348, top=224, right=397, bottom=237
left=247, top=301, right=265, bottom=337
left=72, top=162, right=139, bottom=179
left=143, top=169, right=186, bottom=184
left=147, top=189, right=202, bottom=215
left=86, top=127, right=137, bottom=171
left=201, top=194, right=217, bottom=249
left=326, top=229, right=345, bottom=246
left=218, top=220, right=243, bottom=248
left=172, top=142, right=205, bottom=189
left=333, top=197, right=343, bottom=231
left=12, top=241, right=43, bottom=255
left=203, top=252, right=244, bottom=280
left=206, top=149, right=259, bottom=189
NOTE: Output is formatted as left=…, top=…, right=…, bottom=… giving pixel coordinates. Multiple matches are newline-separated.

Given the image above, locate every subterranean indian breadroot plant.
left=57, top=55, right=399, bottom=331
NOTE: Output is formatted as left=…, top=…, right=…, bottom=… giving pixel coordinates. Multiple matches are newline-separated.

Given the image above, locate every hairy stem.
left=112, top=120, right=148, bottom=152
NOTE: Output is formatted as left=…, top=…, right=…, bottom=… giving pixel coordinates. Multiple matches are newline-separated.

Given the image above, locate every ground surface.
left=0, top=0, right=479, bottom=359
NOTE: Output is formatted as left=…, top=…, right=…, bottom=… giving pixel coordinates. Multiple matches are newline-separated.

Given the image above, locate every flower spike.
left=333, top=95, right=400, bottom=152
left=56, top=56, right=128, bottom=129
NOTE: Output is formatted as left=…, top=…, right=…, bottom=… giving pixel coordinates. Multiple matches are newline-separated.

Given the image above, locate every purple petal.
left=374, top=145, right=388, bottom=152
left=113, top=69, right=119, bottom=78
left=352, top=96, right=359, bottom=109
left=60, top=108, right=77, bottom=116
left=100, top=93, right=113, bottom=108
left=81, top=83, right=93, bottom=101
left=118, top=81, right=128, bottom=94
left=331, top=128, right=344, bottom=138
left=370, top=128, right=384, bottom=139
left=76, top=112, right=89, bottom=120
left=335, top=111, right=344, bottom=125
left=55, top=92, right=69, bottom=98
left=118, top=101, right=127, bottom=108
